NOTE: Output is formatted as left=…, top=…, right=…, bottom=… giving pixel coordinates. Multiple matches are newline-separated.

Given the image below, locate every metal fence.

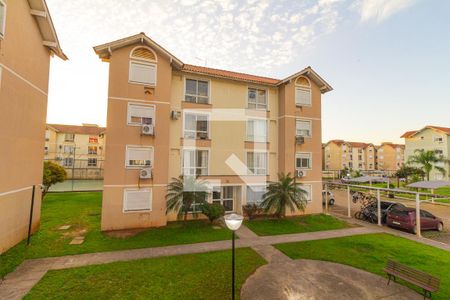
left=45, top=158, right=104, bottom=180
left=323, top=169, right=398, bottom=179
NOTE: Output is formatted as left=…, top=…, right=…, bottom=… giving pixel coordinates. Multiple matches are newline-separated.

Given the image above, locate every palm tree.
left=260, top=173, right=308, bottom=218
left=166, top=175, right=208, bottom=223
left=407, top=149, right=449, bottom=181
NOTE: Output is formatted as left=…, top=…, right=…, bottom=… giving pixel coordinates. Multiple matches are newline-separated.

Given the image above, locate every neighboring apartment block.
left=94, top=33, right=332, bottom=230
left=401, top=125, right=450, bottom=181
left=0, top=0, right=65, bottom=253
left=323, top=140, right=376, bottom=171
left=45, top=124, right=106, bottom=179
left=376, top=142, right=404, bottom=171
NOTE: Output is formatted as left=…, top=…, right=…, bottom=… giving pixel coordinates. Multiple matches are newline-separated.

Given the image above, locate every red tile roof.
left=47, top=124, right=106, bottom=135
left=381, top=142, right=404, bottom=149
left=401, top=125, right=450, bottom=138
left=347, top=142, right=370, bottom=148
left=182, top=64, right=280, bottom=85
left=428, top=125, right=450, bottom=134
left=400, top=130, right=417, bottom=138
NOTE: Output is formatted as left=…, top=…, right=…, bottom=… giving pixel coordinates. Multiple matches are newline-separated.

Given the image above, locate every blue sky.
left=46, top=0, right=450, bottom=144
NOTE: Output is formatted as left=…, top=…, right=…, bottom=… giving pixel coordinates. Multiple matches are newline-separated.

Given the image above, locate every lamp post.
left=224, top=213, right=244, bottom=300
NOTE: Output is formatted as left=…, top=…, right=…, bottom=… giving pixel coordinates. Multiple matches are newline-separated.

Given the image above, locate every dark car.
left=387, top=207, right=444, bottom=234
left=367, top=201, right=406, bottom=224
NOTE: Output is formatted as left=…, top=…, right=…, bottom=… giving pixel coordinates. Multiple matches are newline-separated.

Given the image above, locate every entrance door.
left=212, top=186, right=234, bottom=212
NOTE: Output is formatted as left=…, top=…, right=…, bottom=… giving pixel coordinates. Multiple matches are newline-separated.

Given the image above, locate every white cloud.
left=353, top=0, right=416, bottom=22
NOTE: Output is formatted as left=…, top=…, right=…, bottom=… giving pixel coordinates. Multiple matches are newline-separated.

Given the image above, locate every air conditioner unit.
left=141, top=124, right=154, bottom=136
left=139, top=168, right=152, bottom=179
left=171, top=110, right=180, bottom=120
left=295, top=136, right=305, bottom=145
left=198, top=132, right=208, bottom=140
left=296, top=169, right=306, bottom=178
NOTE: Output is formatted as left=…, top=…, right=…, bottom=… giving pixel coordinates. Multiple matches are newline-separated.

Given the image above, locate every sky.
left=45, top=0, right=450, bottom=145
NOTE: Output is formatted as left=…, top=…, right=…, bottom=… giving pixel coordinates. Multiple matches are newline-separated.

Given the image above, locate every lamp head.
left=224, top=213, right=244, bottom=231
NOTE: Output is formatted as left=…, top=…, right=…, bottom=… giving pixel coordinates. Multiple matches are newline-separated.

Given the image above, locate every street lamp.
left=224, top=213, right=244, bottom=300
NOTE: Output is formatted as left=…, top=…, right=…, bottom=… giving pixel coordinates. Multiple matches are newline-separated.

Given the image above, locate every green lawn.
left=435, top=198, right=450, bottom=204
left=25, top=248, right=265, bottom=299
left=275, top=233, right=450, bottom=299
left=436, top=187, right=450, bottom=197
left=244, top=214, right=350, bottom=236
left=0, top=192, right=230, bottom=278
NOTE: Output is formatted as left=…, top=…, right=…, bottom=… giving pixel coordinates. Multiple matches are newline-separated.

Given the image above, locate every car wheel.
left=329, top=199, right=335, bottom=206
left=437, top=223, right=444, bottom=232
left=412, top=226, right=417, bottom=234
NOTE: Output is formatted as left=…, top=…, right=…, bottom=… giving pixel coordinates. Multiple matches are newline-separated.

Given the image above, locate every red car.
left=387, top=207, right=444, bottom=234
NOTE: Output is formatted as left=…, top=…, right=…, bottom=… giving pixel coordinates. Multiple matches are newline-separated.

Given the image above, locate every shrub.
left=242, top=203, right=261, bottom=220
left=42, top=161, right=67, bottom=198
left=202, top=203, right=225, bottom=223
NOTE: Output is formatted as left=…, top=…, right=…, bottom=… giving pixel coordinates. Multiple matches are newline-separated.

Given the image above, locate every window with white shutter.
left=296, top=120, right=312, bottom=137
left=127, top=103, right=155, bottom=126
left=296, top=153, right=311, bottom=169
left=125, top=146, right=153, bottom=168
left=123, top=189, right=152, bottom=212
left=246, top=119, right=267, bottom=142
left=295, top=88, right=311, bottom=106
left=129, top=61, right=156, bottom=86
left=298, top=184, right=312, bottom=202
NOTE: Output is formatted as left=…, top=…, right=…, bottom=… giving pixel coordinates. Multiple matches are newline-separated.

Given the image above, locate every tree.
left=166, top=175, right=208, bottom=223
left=201, top=202, right=225, bottom=223
left=260, top=173, right=308, bottom=218
left=393, top=165, right=424, bottom=187
left=42, top=161, right=67, bottom=198
left=407, top=149, right=449, bottom=181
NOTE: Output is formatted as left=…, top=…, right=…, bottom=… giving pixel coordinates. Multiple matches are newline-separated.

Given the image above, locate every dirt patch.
left=63, top=228, right=87, bottom=238
left=104, top=228, right=148, bottom=238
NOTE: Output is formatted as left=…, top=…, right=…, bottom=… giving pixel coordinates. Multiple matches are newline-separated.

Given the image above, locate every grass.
left=435, top=198, right=450, bottom=204
left=275, top=233, right=450, bottom=299
left=25, top=248, right=265, bottom=299
left=244, top=214, right=350, bottom=236
left=0, top=192, right=230, bottom=278
left=436, top=187, right=450, bottom=197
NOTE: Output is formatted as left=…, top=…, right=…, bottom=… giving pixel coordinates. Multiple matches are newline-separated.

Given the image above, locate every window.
left=125, top=146, right=153, bottom=168
left=184, top=113, right=209, bottom=139
left=212, top=186, right=234, bottom=211
left=358, top=155, right=362, bottom=160
left=88, top=146, right=98, bottom=155
left=45, top=131, right=50, bottom=141
left=298, top=184, right=312, bottom=202
left=435, top=137, right=443, bottom=143
left=295, top=76, right=311, bottom=106
left=185, top=79, right=209, bottom=104
left=183, top=149, right=209, bottom=175
left=127, top=103, right=155, bottom=126
left=247, top=152, right=267, bottom=175
left=65, top=133, right=74, bottom=142
left=248, top=88, right=267, bottom=110
left=123, top=189, right=152, bottom=212
left=435, top=149, right=444, bottom=155
left=129, top=47, right=157, bottom=86
left=296, top=153, right=311, bottom=169
left=358, top=163, right=363, bottom=168
left=63, top=157, right=73, bottom=167
left=246, top=119, right=267, bottom=142
left=0, top=1, right=5, bottom=38
left=88, top=158, right=97, bottom=167
left=296, top=120, right=311, bottom=137
left=246, top=185, right=266, bottom=205
left=64, top=145, right=74, bottom=154
left=89, top=136, right=98, bottom=143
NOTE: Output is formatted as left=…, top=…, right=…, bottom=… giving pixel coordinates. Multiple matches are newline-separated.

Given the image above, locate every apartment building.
left=401, top=125, right=450, bottom=180
left=45, top=124, right=106, bottom=179
left=323, top=140, right=376, bottom=171
left=0, top=0, right=65, bottom=253
left=94, top=33, right=332, bottom=230
left=376, top=142, right=404, bottom=171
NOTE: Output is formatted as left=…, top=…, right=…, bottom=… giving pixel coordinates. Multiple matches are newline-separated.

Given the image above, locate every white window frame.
left=247, top=87, right=268, bottom=110
left=246, top=118, right=268, bottom=142
left=125, top=145, right=154, bottom=169
left=64, top=133, right=75, bottom=142
left=246, top=151, right=268, bottom=175
left=296, top=153, right=312, bottom=170
left=87, top=158, right=97, bottom=167
left=127, top=103, right=156, bottom=126
left=0, top=1, right=6, bottom=39
left=88, top=146, right=98, bottom=155
left=298, top=184, right=312, bottom=202
left=246, top=185, right=267, bottom=205
left=295, top=87, right=311, bottom=106
left=296, top=119, right=312, bottom=138
left=183, top=112, right=210, bottom=139
left=212, top=186, right=234, bottom=212
left=184, top=77, right=210, bottom=104
left=128, top=60, right=157, bottom=86
left=62, top=157, right=73, bottom=167
left=123, top=188, right=152, bottom=213
left=182, top=148, right=210, bottom=176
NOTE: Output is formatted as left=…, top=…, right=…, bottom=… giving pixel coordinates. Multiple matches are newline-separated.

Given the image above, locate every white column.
left=377, top=189, right=381, bottom=226
left=415, top=193, right=421, bottom=237
left=347, top=185, right=351, bottom=218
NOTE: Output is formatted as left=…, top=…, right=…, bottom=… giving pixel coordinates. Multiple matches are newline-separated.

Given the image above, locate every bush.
left=202, top=203, right=225, bottom=223
left=242, top=203, right=262, bottom=220
left=43, top=161, right=67, bottom=198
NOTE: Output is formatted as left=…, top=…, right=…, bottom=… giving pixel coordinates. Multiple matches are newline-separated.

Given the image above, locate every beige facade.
left=94, top=33, right=332, bottom=231
left=401, top=126, right=450, bottom=181
left=0, top=0, right=65, bottom=253
left=376, top=142, right=404, bottom=171
left=45, top=124, right=106, bottom=179
left=323, top=141, right=376, bottom=171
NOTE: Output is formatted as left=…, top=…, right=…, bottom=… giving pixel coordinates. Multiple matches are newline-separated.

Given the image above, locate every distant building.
left=45, top=124, right=106, bottom=179
left=376, top=142, right=404, bottom=171
left=401, top=125, right=450, bottom=181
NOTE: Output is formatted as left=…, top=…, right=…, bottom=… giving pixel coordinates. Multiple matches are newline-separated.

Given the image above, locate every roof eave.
left=179, top=68, right=278, bottom=86
left=277, top=67, right=333, bottom=94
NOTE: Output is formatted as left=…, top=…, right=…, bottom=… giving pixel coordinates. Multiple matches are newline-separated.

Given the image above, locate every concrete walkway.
left=0, top=226, right=378, bottom=299
left=241, top=259, right=422, bottom=300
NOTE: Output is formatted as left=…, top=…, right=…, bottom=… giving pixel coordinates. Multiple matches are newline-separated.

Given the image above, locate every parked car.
left=366, top=201, right=406, bottom=224
left=387, top=207, right=444, bottom=234
left=322, top=191, right=335, bottom=206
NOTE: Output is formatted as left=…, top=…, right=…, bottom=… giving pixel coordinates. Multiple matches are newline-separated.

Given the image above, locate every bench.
left=384, top=260, right=440, bottom=299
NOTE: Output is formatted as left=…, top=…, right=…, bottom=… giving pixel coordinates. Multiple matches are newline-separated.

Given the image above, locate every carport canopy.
left=348, top=176, right=387, bottom=183
left=406, top=180, right=450, bottom=189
